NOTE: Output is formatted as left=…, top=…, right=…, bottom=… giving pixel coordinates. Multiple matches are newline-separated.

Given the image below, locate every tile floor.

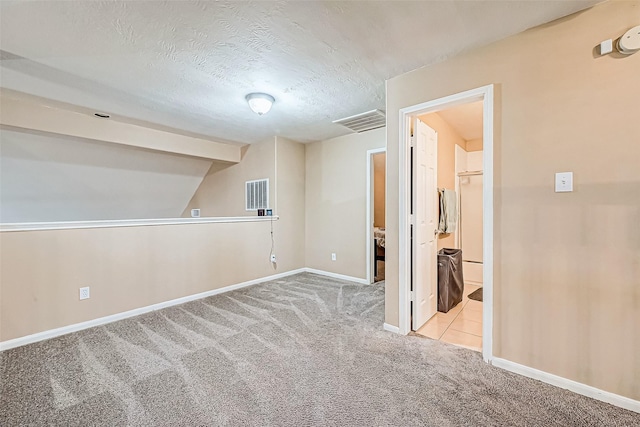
left=415, top=284, right=483, bottom=352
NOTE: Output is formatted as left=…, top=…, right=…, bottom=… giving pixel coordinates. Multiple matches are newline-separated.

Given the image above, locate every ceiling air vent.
left=333, top=109, right=386, bottom=133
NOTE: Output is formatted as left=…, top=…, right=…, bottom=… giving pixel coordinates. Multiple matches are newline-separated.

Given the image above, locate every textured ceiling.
left=0, top=1, right=599, bottom=144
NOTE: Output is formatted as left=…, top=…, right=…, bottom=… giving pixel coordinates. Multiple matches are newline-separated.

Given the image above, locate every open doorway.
left=412, top=102, right=484, bottom=352
left=367, top=148, right=386, bottom=284
left=398, top=85, right=494, bottom=361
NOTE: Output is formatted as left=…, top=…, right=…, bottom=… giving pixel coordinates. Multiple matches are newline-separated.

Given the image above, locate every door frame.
left=366, top=147, right=386, bottom=284
left=398, top=84, right=494, bottom=363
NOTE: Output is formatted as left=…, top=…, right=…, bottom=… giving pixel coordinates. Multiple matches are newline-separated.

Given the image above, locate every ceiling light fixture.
left=246, top=93, right=275, bottom=115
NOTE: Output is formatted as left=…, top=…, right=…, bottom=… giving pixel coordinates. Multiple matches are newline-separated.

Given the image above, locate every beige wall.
left=274, top=137, right=306, bottom=271
left=0, top=222, right=276, bottom=342
left=386, top=1, right=640, bottom=400
left=183, top=133, right=307, bottom=273
left=1, top=136, right=306, bottom=342
left=373, top=153, right=386, bottom=228
left=183, top=138, right=276, bottom=217
left=305, top=128, right=385, bottom=279
left=466, top=138, right=483, bottom=152
left=418, top=113, right=467, bottom=249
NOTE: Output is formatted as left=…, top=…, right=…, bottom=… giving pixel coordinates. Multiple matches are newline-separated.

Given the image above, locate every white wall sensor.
left=617, top=25, right=640, bottom=55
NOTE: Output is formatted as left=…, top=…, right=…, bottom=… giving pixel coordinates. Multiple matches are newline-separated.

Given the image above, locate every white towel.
left=438, top=189, right=457, bottom=234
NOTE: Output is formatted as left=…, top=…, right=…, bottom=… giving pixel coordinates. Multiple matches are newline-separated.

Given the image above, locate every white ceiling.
left=0, top=1, right=599, bottom=144
left=437, top=101, right=484, bottom=141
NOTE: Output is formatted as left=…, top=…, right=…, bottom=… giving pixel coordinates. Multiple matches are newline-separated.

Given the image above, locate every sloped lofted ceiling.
left=0, top=0, right=599, bottom=145
left=0, top=129, right=214, bottom=222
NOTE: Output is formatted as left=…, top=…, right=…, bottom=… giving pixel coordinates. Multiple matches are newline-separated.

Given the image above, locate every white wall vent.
left=333, top=109, right=386, bottom=133
left=245, top=178, right=269, bottom=211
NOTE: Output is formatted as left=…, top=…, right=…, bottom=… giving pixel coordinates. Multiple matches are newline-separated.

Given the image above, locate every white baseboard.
left=0, top=268, right=306, bottom=352
left=383, top=323, right=400, bottom=334
left=5, top=270, right=638, bottom=416
left=492, top=357, right=640, bottom=414
left=303, top=268, right=368, bottom=285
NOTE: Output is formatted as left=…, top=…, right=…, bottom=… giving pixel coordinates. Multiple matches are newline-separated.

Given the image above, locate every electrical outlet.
left=270, top=254, right=277, bottom=263
left=331, top=253, right=337, bottom=261
left=79, top=287, right=90, bottom=300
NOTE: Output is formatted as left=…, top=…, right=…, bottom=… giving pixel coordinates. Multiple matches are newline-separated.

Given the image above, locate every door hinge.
left=410, top=290, right=415, bottom=300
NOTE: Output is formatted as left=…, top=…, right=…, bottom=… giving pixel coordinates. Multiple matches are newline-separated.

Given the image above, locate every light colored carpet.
left=1, top=273, right=638, bottom=426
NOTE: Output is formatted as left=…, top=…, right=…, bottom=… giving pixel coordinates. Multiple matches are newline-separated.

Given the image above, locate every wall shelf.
left=0, top=216, right=279, bottom=233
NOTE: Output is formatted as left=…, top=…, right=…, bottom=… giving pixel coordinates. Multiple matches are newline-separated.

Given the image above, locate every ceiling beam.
left=0, top=90, right=241, bottom=163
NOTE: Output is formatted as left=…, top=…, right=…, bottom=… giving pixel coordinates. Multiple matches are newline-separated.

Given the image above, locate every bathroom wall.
left=457, top=146, right=484, bottom=283
left=466, top=138, right=483, bottom=152
left=460, top=173, right=483, bottom=262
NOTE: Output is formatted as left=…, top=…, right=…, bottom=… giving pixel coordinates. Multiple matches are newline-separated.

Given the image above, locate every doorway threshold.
left=415, top=284, right=483, bottom=352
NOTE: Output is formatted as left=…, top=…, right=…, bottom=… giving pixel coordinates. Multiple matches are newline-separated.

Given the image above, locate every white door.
left=412, top=119, right=438, bottom=330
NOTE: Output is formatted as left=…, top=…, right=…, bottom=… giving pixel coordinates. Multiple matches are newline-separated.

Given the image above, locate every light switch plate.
left=555, top=172, right=573, bottom=193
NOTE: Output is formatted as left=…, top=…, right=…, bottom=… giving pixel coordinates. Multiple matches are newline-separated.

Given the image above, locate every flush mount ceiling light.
left=246, top=93, right=275, bottom=115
